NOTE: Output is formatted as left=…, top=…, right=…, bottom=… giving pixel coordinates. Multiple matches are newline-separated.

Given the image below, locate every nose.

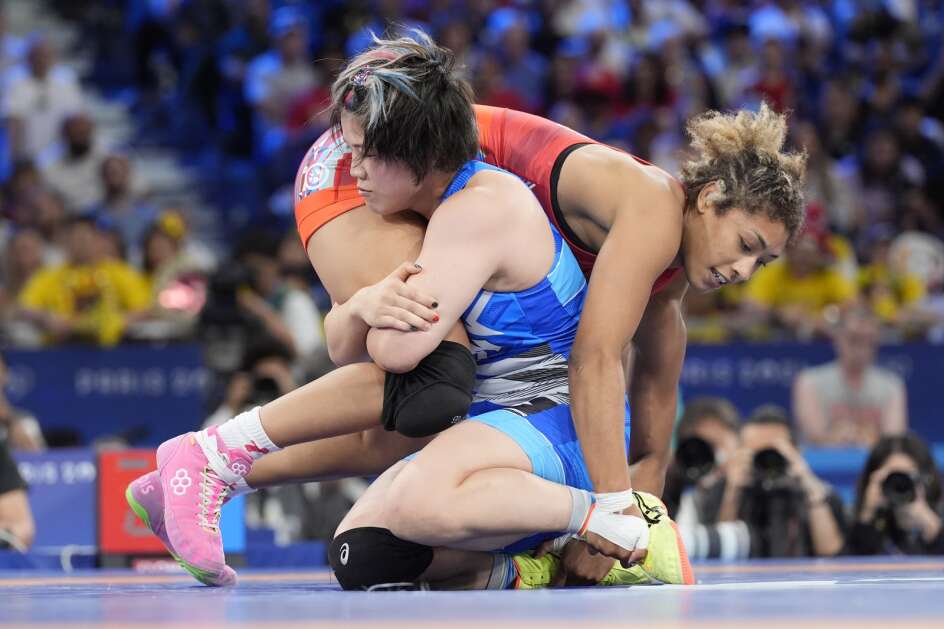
left=349, top=159, right=366, bottom=181
left=731, top=256, right=760, bottom=283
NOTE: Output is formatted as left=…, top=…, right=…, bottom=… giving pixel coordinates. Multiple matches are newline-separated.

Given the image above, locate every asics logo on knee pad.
left=170, top=469, right=192, bottom=495
left=339, top=543, right=350, bottom=566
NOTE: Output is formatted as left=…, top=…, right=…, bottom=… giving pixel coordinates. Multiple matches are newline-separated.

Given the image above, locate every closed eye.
left=740, top=238, right=752, bottom=254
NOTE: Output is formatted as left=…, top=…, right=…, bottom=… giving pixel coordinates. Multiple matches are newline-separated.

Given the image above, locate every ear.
left=696, top=181, right=723, bottom=215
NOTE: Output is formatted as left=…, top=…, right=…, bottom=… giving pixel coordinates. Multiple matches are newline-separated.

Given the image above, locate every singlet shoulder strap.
left=442, top=160, right=505, bottom=200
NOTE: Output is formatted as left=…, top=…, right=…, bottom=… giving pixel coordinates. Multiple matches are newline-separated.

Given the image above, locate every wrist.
left=922, top=512, right=942, bottom=542
left=804, top=480, right=827, bottom=502
left=593, top=489, right=635, bottom=513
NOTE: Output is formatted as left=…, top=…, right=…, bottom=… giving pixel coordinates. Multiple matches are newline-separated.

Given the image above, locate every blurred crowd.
left=3, top=0, right=944, bottom=553
left=2, top=0, right=944, bottom=356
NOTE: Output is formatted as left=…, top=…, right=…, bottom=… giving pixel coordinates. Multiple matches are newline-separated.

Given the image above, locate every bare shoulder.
left=559, top=144, right=685, bottom=233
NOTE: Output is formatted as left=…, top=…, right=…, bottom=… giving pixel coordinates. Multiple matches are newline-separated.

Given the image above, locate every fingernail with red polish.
left=432, top=314, right=440, bottom=322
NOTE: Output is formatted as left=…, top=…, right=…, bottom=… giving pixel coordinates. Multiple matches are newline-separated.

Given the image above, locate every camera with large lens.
left=882, top=471, right=918, bottom=507
left=198, top=263, right=255, bottom=372
left=249, top=375, right=282, bottom=407
left=752, top=447, right=790, bottom=490
left=675, top=436, right=716, bottom=483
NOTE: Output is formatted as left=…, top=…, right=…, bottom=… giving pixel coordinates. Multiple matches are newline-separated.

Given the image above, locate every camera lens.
left=675, top=436, right=716, bottom=483
left=752, top=448, right=788, bottom=480
left=881, top=471, right=917, bottom=506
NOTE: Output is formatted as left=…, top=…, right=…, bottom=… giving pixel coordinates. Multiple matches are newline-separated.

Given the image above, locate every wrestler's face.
left=341, top=112, right=421, bottom=215
left=682, top=182, right=788, bottom=292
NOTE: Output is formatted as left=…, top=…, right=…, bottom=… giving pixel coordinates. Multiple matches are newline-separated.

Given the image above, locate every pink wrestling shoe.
left=125, top=471, right=238, bottom=586
left=156, top=428, right=253, bottom=586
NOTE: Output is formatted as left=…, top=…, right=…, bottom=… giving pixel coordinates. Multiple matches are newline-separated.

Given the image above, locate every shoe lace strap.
left=199, top=466, right=231, bottom=532
left=633, top=492, right=664, bottom=526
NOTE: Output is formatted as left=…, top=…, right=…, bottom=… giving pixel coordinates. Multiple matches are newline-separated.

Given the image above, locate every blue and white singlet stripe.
left=441, top=160, right=587, bottom=413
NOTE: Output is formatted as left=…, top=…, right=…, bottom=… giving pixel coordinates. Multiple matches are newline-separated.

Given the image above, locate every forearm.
left=323, top=300, right=371, bottom=366
left=570, top=351, right=632, bottom=492
left=627, top=380, right=677, bottom=496
left=807, top=497, right=844, bottom=556
left=625, top=286, right=686, bottom=496
left=365, top=310, right=463, bottom=374
left=627, top=350, right=684, bottom=496
left=718, top=484, right=743, bottom=522
left=366, top=327, right=423, bottom=373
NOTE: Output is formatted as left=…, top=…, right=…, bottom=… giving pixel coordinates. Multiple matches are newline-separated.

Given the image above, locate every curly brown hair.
left=680, top=103, right=808, bottom=242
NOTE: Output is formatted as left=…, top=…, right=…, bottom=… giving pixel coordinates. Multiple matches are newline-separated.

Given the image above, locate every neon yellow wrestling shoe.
left=512, top=491, right=694, bottom=588
left=511, top=552, right=560, bottom=589
left=511, top=548, right=657, bottom=588
left=619, top=491, right=695, bottom=586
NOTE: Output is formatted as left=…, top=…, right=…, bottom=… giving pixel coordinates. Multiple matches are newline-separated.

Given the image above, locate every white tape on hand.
left=593, top=489, right=635, bottom=513
left=582, top=510, right=650, bottom=552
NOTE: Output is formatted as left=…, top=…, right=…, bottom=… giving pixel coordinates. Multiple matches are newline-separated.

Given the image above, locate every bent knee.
left=384, top=464, right=455, bottom=539
left=394, top=381, right=471, bottom=438
left=329, top=527, right=433, bottom=590
left=382, top=341, right=475, bottom=438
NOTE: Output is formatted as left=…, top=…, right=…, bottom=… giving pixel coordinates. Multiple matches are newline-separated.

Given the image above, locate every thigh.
left=307, top=205, right=427, bottom=303
left=402, top=417, right=534, bottom=488
left=336, top=460, right=409, bottom=535
left=468, top=400, right=632, bottom=491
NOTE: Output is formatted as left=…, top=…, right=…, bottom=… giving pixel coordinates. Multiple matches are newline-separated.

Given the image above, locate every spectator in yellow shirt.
left=15, top=215, right=151, bottom=346
left=743, top=223, right=857, bottom=339
left=858, top=224, right=926, bottom=331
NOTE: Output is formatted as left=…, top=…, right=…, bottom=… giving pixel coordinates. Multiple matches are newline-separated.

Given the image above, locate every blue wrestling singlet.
left=440, top=161, right=632, bottom=511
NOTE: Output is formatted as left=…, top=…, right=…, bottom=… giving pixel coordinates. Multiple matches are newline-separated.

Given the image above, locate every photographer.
left=664, top=397, right=741, bottom=523
left=720, top=405, right=845, bottom=557
left=203, top=339, right=298, bottom=429
left=663, top=397, right=758, bottom=561
left=849, top=433, right=944, bottom=555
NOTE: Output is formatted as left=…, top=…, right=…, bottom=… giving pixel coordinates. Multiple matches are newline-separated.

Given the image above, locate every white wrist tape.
left=581, top=510, right=650, bottom=551
left=593, top=489, right=635, bottom=513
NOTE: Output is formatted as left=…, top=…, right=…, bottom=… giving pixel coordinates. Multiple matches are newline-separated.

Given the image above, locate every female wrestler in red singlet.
left=130, top=40, right=806, bottom=586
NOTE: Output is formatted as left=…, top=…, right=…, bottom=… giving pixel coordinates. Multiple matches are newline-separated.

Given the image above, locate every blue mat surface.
left=2, top=557, right=944, bottom=627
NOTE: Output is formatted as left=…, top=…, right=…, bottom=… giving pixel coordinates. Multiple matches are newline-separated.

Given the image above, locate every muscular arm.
left=627, top=272, right=688, bottom=497
left=367, top=188, right=509, bottom=373
left=323, top=300, right=372, bottom=366
left=569, top=191, right=681, bottom=496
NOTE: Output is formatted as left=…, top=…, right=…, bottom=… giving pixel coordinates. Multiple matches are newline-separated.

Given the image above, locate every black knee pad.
left=381, top=340, right=476, bottom=438
left=329, top=527, right=434, bottom=590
